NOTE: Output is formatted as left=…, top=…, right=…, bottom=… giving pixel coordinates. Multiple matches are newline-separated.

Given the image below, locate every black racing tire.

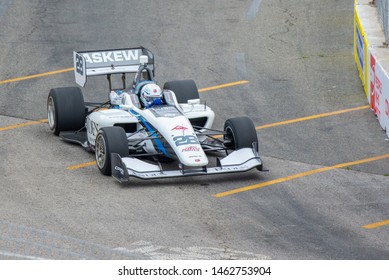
left=224, top=116, right=258, bottom=151
left=95, top=126, right=128, bottom=176
left=163, top=79, right=199, bottom=103
left=47, top=87, right=85, bottom=136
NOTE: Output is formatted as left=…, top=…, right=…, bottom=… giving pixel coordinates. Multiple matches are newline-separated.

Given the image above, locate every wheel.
left=95, top=126, right=128, bottom=176
left=224, top=116, right=258, bottom=151
left=47, top=87, right=85, bottom=135
left=163, top=79, right=199, bottom=103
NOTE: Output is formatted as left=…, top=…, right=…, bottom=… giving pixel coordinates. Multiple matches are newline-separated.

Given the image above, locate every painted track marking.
left=0, top=250, right=46, bottom=260
left=2, top=105, right=368, bottom=133
left=0, top=119, right=48, bottom=132
left=213, top=154, right=389, bottom=198
left=246, top=0, right=263, bottom=20
left=0, top=0, right=12, bottom=17
left=362, top=220, right=389, bottom=229
left=67, top=161, right=96, bottom=170
left=255, top=105, right=370, bottom=130
left=0, top=68, right=74, bottom=85
left=211, top=105, right=370, bottom=139
left=236, top=53, right=248, bottom=80
left=198, top=80, right=248, bottom=92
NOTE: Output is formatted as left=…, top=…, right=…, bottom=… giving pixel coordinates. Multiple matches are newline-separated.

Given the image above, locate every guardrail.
left=354, top=0, right=389, bottom=138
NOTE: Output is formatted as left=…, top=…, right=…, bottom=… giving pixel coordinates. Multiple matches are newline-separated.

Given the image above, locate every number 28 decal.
left=173, top=135, right=199, bottom=146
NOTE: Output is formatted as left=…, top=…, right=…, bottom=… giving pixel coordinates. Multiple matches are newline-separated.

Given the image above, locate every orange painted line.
left=66, top=161, right=96, bottom=170
left=198, top=80, right=249, bottom=92
left=0, top=68, right=74, bottom=85
left=1, top=105, right=369, bottom=134
left=362, top=220, right=389, bottom=229
left=255, top=105, right=370, bottom=130
left=213, top=154, right=389, bottom=198
left=211, top=105, right=371, bottom=139
left=0, top=119, right=48, bottom=132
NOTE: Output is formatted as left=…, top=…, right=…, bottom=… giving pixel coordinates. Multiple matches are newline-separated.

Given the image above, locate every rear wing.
left=73, top=47, right=154, bottom=87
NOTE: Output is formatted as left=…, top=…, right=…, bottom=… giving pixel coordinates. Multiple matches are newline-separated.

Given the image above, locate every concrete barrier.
left=355, top=0, right=389, bottom=138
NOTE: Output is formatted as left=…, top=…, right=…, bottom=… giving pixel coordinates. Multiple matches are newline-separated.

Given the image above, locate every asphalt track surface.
left=0, top=0, right=389, bottom=259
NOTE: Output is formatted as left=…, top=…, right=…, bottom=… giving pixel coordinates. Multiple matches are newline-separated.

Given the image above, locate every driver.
left=140, top=84, right=163, bottom=108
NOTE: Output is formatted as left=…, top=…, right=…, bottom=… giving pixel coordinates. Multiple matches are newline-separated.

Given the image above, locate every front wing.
left=111, top=148, right=263, bottom=183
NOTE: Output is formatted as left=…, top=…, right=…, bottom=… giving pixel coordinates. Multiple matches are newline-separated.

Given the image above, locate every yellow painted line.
left=362, top=220, right=389, bottom=229
left=66, top=161, right=96, bottom=170
left=3, top=105, right=368, bottom=134
left=213, top=154, right=389, bottom=198
left=0, top=119, right=48, bottom=132
left=198, top=80, right=249, bottom=92
left=0, top=68, right=74, bottom=85
left=211, top=105, right=371, bottom=139
left=255, top=105, right=371, bottom=130
left=0, top=67, right=245, bottom=89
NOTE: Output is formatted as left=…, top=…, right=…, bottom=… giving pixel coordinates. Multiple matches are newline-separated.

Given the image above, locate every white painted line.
left=236, top=53, right=248, bottom=80
left=114, top=241, right=269, bottom=260
left=246, top=0, right=263, bottom=20
left=0, top=0, right=12, bottom=17
left=0, top=250, right=46, bottom=260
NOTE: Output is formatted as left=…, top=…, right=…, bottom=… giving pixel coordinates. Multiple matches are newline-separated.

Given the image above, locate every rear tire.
left=47, top=87, right=85, bottom=136
left=163, top=79, right=199, bottom=103
left=224, top=117, right=258, bottom=151
left=95, top=127, right=128, bottom=176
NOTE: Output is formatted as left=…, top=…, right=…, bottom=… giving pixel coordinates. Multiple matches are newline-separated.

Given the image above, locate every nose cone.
left=179, top=145, right=209, bottom=166
left=168, top=120, right=208, bottom=167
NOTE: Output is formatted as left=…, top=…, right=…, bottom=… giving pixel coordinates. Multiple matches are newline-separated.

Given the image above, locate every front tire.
left=224, top=117, right=258, bottom=151
left=95, top=127, right=128, bottom=176
left=47, top=87, right=85, bottom=136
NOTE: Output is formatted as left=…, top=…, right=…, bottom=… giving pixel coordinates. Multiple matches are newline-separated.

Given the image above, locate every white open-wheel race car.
left=47, top=47, right=265, bottom=183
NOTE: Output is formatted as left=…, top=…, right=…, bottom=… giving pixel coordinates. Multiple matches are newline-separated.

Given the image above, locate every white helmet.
left=140, top=84, right=162, bottom=107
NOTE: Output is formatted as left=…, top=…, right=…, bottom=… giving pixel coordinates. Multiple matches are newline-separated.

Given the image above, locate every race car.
left=47, top=47, right=264, bottom=183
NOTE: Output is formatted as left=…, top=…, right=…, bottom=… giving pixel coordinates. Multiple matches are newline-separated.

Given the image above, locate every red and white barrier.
left=355, top=1, right=389, bottom=138
left=368, top=48, right=389, bottom=135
